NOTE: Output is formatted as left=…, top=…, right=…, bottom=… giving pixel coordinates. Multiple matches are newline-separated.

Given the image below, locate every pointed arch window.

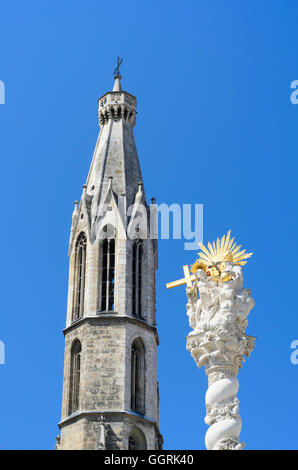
left=132, top=238, right=143, bottom=317
left=73, top=233, right=87, bottom=321
left=128, top=427, right=147, bottom=450
left=101, top=225, right=116, bottom=312
left=131, top=338, right=145, bottom=414
left=68, top=340, right=81, bottom=415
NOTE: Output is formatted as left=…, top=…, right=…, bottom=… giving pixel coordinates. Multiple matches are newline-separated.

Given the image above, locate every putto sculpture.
left=167, top=231, right=255, bottom=450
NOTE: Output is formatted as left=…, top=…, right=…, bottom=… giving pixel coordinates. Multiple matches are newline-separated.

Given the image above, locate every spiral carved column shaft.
left=205, top=370, right=242, bottom=450
left=186, top=263, right=255, bottom=450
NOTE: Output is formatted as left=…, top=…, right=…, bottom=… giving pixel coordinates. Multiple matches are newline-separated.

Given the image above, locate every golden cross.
left=166, top=265, right=196, bottom=289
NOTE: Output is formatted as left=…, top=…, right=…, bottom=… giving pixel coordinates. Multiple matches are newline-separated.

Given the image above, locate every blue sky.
left=0, top=0, right=298, bottom=450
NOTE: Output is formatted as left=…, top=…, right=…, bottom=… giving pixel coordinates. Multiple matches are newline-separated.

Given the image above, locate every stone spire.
left=58, top=71, right=161, bottom=450
left=72, top=74, right=144, bottom=249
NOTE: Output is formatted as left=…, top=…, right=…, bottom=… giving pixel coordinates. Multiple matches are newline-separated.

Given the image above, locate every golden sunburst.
left=190, top=230, right=252, bottom=280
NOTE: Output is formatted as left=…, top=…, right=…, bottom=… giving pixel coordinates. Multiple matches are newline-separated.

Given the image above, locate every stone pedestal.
left=186, top=262, right=255, bottom=450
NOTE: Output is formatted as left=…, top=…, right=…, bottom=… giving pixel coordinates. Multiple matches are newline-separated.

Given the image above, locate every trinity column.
left=167, top=230, right=255, bottom=450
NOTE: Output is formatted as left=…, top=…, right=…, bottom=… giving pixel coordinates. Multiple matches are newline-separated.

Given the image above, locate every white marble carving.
left=97, top=415, right=107, bottom=450
left=186, top=262, right=255, bottom=450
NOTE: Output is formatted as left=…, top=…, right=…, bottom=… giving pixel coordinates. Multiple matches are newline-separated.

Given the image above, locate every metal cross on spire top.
left=113, top=57, right=123, bottom=77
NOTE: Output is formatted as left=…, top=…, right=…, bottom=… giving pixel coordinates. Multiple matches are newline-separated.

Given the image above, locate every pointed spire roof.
left=113, top=75, right=122, bottom=92
left=78, top=70, right=145, bottom=240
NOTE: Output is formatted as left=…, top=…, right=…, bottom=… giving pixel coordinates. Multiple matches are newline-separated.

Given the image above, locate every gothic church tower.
left=57, top=71, right=162, bottom=450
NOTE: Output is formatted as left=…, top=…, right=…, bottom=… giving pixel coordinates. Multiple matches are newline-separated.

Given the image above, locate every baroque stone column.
left=186, top=262, right=255, bottom=450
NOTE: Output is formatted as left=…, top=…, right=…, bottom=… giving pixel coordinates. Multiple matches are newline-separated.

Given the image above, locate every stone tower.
left=57, top=72, right=162, bottom=450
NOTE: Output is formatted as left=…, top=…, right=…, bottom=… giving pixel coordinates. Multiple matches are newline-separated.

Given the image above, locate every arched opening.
left=68, top=339, right=81, bottom=415
left=73, top=232, right=87, bottom=321
left=132, top=238, right=143, bottom=317
left=131, top=338, right=145, bottom=414
left=100, top=224, right=116, bottom=312
left=128, top=427, right=147, bottom=450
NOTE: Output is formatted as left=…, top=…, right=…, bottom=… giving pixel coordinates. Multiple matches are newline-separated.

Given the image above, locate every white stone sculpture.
left=97, top=415, right=107, bottom=450
left=186, top=262, right=255, bottom=450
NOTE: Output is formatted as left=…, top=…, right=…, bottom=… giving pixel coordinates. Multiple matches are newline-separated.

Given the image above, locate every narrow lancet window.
left=68, top=340, right=81, bottom=415
left=73, top=233, right=87, bottom=321
left=132, top=239, right=143, bottom=317
left=131, top=339, right=145, bottom=414
left=101, top=225, right=116, bottom=311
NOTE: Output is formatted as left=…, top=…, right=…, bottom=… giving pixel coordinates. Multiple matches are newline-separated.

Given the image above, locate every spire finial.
left=113, top=57, right=123, bottom=92
left=108, top=175, right=113, bottom=188
left=72, top=200, right=79, bottom=218
left=113, top=57, right=123, bottom=78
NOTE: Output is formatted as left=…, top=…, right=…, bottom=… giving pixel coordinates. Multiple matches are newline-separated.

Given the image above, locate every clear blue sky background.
left=0, top=0, right=298, bottom=450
